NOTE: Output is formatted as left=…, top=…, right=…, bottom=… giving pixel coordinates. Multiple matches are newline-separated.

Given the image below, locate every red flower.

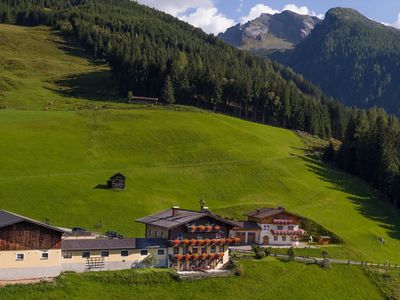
left=234, top=237, right=241, bottom=244
left=212, top=238, right=218, bottom=244
left=197, top=239, right=205, bottom=246
left=219, top=238, right=226, bottom=244
left=176, top=254, right=183, bottom=261
left=201, top=253, right=208, bottom=260
left=198, top=225, right=206, bottom=231
left=182, top=239, right=190, bottom=245
left=208, top=253, right=215, bottom=259
left=172, top=239, right=181, bottom=246
left=190, top=239, right=197, bottom=245
left=190, top=225, right=197, bottom=232
left=204, top=238, right=211, bottom=245
left=226, top=238, right=234, bottom=244
left=184, top=254, right=191, bottom=261
left=214, top=225, right=221, bottom=231
left=217, top=253, right=224, bottom=258
left=206, top=225, right=212, bottom=232
left=192, top=254, right=199, bottom=260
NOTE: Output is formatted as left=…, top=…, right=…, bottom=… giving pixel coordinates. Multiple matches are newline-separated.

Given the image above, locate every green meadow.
left=0, top=24, right=400, bottom=299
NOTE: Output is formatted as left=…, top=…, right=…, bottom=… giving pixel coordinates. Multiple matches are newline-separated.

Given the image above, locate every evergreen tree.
left=161, top=76, right=175, bottom=105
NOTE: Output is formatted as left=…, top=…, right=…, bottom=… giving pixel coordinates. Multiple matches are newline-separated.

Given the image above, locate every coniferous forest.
left=0, top=0, right=399, bottom=207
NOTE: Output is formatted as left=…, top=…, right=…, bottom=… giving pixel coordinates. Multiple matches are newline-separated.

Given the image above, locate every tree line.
left=0, top=0, right=399, bottom=208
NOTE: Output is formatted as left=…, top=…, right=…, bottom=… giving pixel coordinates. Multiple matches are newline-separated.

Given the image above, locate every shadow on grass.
left=49, top=70, right=121, bottom=102
left=300, top=155, right=400, bottom=241
left=94, top=184, right=110, bottom=190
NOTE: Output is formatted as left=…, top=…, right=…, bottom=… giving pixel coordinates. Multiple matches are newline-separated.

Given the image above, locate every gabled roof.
left=246, top=207, right=286, bottom=219
left=110, top=172, right=125, bottom=179
left=136, top=208, right=239, bottom=230
left=0, top=210, right=69, bottom=233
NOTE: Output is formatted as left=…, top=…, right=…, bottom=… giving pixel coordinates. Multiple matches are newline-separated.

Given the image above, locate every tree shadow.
left=299, top=155, right=400, bottom=241
left=49, top=71, right=121, bottom=102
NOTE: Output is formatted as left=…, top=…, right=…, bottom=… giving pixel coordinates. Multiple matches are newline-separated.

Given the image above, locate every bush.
left=252, top=245, right=265, bottom=259
left=287, top=247, right=295, bottom=261
left=263, top=248, right=272, bottom=256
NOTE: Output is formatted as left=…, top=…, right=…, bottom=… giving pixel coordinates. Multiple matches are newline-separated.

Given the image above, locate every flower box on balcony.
left=171, top=239, right=181, bottom=246
left=206, top=225, right=212, bottom=232
left=201, top=253, right=208, bottom=260
left=184, top=254, right=191, bottom=261
left=208, top=253, right=215, bottom=260
left=189, top=225, right=197, bottom=232
left=189, top=239, right=197, bottom=245
left=197, top=239, right=205, bottom=246
left=198, top=225, right=206, bottom=231
left=219, top=238, right=226, bottom=245
left=182, top=239, right=190, bottom=245
left=233, top=237, right=241, bottom=244
left=192, top=254, right=199, bottom=260
left=226, top=238, right=234, bottom=244
left=204, top=238, right=211, bottom=245
left=217, top=253, right=224, bottom=259
left=176, top=254, right=183, bottom=261
left=214, top=225, right=221, bottom=231
left=211, top=238, right=218, bottom=244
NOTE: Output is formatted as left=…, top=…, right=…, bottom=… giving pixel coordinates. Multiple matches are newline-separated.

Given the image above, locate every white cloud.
left=390, top=13, right=400, bottom=28
left=135, top=0, right=213, bottom=17
left=240, top=3, right=324, bottom=24
left=240, top=4, right=279, bottom=23
left=180, top=7, right=235, bottom=35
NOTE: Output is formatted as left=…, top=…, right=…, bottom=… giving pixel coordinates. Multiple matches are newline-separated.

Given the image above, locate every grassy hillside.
left=0, top=23, right=399, bottom=299
left=0, top=259, right=383, bottom=300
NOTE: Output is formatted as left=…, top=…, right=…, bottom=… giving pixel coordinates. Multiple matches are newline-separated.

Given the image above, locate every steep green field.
left=0, top=23, right=399, bottom=299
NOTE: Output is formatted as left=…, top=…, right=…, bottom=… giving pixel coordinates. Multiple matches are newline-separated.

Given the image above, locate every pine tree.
left=161, top=76, right=175, bottom=105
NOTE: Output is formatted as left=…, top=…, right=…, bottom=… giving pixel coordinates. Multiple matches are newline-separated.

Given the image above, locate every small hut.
left=319, top=236, right=332, bottom=245
left=107, top=173, right=126, bottom=190
left=128, top=96, right=159, bottom=105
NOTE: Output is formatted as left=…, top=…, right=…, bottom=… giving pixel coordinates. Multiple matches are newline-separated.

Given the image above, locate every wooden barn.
left=107, top=173, right=126, bottom=190
left=0, top=210, right=67, bottom=280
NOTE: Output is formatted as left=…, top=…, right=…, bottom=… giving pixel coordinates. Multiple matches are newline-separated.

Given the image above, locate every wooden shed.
left=319, top=236, right=332, bottom=245
left=107, top=173, right=126, bottom=190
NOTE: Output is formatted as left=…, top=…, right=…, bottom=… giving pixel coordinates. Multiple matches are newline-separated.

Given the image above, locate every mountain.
left=275, top=8, right=400, bottom=114
left=218, top=10, right=321, bottom=54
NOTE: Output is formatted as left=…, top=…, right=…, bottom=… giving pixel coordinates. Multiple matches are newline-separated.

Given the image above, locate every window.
left=274, top=236, right=278, bottom=241
left=101, top=251, right=109, bottom=257
left=202, top=247, right=207, bottom=254
left=160, top=232, right=164, bottom=238
left=16, top=253, right=24, bottom=261
left=177, top=234, right=183, bottom=240
left=63, top=251, right=72, bottom=259
left=277, top=225, right=283, bottom=230
left=282, top=236, right=287, bottom=242
left=121, top=250, right=129, bottom=257
left=155, top=231, right=158, bottom=237
left=140, top=250, right=148, bottom=256
left=193, top=248, right=198, bottom=254
left=148, top=229, right=152, bottom=235
left=182, top=247, right=188, bottom=254
left=157, top=249, right=165, bottom=256
left=173, top=247, right=179, bottom=254
left=219, top=246, right=224, bottom=252
left=263, top=225, right=267, bottom=230
left=288, top=226, right=294, bottom=230
left=82, top=251, right=90, bottom=258
left=197, top=234, right=203, bottom=240
left=41, top=252, right=49, bottom=260
left=210, top=245, right=216, bottom=253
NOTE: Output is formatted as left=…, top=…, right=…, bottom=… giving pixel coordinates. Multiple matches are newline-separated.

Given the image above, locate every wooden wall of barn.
left=0, top=221, right=62, bottom=250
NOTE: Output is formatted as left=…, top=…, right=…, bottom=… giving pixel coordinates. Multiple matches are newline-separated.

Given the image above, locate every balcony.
left=169, top=238, right=240, bottom=247
left=186, top=224, right=221, bottom=233
left=270, top=229, right=305, bottom=236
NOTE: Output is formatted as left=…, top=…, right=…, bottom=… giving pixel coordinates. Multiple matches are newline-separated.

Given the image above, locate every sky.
left=135, top=0, right=400, bottom=35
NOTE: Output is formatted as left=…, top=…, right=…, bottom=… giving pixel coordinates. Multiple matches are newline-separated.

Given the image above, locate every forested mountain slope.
left=276, top=8, right=400, bottom=115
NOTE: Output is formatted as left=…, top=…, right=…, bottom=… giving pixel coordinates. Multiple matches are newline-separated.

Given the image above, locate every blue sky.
left=136, top=1, right=400, bottom=34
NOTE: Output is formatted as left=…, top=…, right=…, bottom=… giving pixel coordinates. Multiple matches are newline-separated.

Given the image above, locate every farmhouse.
left=230, top=207, right=305, bottom=246
left=136, top=206, right=240, bottom=271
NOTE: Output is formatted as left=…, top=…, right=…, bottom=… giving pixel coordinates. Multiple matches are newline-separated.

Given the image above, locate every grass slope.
left=0, top=23, right=399, bottom=299
left=0, top=259, right=383, bottom=300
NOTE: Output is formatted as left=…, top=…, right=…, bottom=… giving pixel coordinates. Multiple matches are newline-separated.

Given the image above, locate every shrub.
left=287, top=247, right=295, bottom=261
left=252, top=245, right=265, bottom=260
left=263, top=248, right=272, bottom=256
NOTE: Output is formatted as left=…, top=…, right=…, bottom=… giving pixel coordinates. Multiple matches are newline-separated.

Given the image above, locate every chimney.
left=172, top=206, right=180, bottom=216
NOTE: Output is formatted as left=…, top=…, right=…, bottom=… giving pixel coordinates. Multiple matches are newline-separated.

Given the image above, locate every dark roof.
left=131, top=96, right=158, bottom=101
left=0, top=210, right=69, bottom=233
left=231, top=221, right=261, bottom=230
left=246, top=207, right=286, bottom=219
left=62, top=238, right=168, bottom=251
left=110, top=173, right=125, bottom=179
left=135, top=238, right=169, bottom=249
left=136, top=208, right=238, bottom=229
left=62, top=238, right=136, bottom=251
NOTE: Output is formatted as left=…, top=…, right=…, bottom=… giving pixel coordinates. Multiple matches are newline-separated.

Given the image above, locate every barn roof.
left=62, top=238, right=168, bottom=251
left=231, top=221, right=261, bottom=230
left=0, top=210, right=69, bottom=233
left=109, top=172, right=125, bottom=179
left=246, top=207, right=286, bottom=219
left=136, top=208, right=239, bottom=229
